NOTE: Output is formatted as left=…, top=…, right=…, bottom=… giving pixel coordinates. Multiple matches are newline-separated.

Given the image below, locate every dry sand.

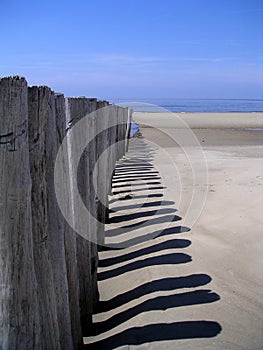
left=84, top=112, right=263, bottom=349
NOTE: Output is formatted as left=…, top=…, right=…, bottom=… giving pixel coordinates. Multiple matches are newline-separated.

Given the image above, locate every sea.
left=109, top=98, right=263, bottom=113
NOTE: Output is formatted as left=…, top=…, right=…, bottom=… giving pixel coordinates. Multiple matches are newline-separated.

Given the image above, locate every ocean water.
left=111, top=98, right=263, bottom=113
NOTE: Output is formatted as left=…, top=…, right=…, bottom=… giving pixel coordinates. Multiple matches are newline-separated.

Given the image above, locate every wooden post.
left=46, top=93, right=73, bottom=348
left=0, top=76, right=130, bottom=349
left=0, top=76, right=39, bottom=349
left=28, top=86, right=61, bottom=349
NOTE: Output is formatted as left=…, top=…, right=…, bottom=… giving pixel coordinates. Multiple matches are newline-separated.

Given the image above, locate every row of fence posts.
left=0, top=76, right=131, bottom=349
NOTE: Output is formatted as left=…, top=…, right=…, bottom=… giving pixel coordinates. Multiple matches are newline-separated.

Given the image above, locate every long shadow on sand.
left=98, top=252, right=191, bottom=281
left=103, top=225, right=190, bottom=249
left=112, top=185, right=166, bottom=195
left=99, top=238, right=191, bottom=267
left=108, top=192, right=164, bottom=205
left=112, top=176, right=161, bottom=184
left=86, top=321, right=222, bottom=349
left=105, top=214, right=181, bottom=237
left=91, top=290, right=220, bottom=335
left=109, top=200, right=175, bottom=212
left=108, top=207, right=176, bottom=223
left=87, top=138, right=222, bottom=347
left=96, top=273, right=212, bottom=313
left=112, top=181, right=162, bottom=188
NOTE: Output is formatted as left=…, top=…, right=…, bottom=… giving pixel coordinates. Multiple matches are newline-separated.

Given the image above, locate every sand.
left=84, top=112, right=263, bottom=349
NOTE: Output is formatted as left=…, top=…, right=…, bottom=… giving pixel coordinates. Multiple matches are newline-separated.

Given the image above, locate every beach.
left=85, top=112, right=263, bottom=349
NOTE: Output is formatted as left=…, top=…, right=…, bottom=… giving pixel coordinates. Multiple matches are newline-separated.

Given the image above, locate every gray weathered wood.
left=28, top=86, right=61, bottom=349
left=0, top=76, right=131, bottom=348
left=65, top=97, right=97, bottom=337
left=63, top=97, right=85, bottom=349
left=86, top=101, right=99, bottom=313
left=0, top=76, right=39, bottom=349
left=46, top=93, right=73, bottom=349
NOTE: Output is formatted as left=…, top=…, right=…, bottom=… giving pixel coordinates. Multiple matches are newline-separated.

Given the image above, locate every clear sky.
left=1, top=0, right=263, bottom=99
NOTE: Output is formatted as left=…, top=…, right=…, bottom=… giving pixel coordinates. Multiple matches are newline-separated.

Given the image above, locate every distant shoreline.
left=133, top=111, right=263, bottom=114
left=132, top=112, right=263, bottom=133
left=111, top=98, right=263, bottom=113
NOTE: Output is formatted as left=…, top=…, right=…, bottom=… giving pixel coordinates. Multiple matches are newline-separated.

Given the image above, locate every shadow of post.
left=85, top=137, right=222, bottom=347
left=86, top=321, right=222, bottom=349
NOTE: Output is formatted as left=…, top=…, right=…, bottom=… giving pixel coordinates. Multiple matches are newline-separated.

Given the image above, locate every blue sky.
left=1, top=0, right=263, bottom=99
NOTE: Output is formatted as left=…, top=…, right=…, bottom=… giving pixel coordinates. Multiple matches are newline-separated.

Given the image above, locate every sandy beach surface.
left=84, top=112, right=263, bottom=349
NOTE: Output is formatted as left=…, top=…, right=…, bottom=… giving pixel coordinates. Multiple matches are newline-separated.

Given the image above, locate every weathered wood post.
left=85, top=99, right=99, bottom=315
left=125, top=108, right=132, bottom=152
left=65, top=97, right=99, bottom=337
left=0, top=75, right=131, bottom=349
left=45, top=92, right=73, bottom=349
left=55, top=93, right=84, bottom=349
left=0, top=76, right=39, bottom=349
left=106, top=104, right=118, bottom=206
left=116, top=106, right=124, bottom=160
left=28, top=86, right=61, bottom=349
left=95, top=101, right=110, bottom=246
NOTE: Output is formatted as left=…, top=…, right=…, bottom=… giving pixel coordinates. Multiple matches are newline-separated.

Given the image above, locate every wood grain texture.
left=0, top=77, right=39, bottom=349
left=0, top=76, right=130, bottom=349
